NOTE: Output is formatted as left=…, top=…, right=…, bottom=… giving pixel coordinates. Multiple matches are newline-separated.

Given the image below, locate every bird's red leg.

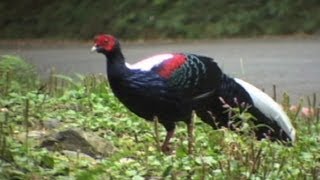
left=161, top=129, right=175, bottom=154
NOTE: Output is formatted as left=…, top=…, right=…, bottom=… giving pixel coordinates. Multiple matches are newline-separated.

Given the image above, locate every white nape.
left=126, top=54, right=173, bottom=71
left=234, top=78, right=296, bottom=141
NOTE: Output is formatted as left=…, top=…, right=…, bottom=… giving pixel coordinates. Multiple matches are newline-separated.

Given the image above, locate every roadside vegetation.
left=1, top=0, right=320, bottom=40
left=0, top=55, right=320, bottom=179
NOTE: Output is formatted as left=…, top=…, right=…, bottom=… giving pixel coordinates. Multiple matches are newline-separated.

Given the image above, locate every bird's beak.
left=90, top=45, right=97, bottom=52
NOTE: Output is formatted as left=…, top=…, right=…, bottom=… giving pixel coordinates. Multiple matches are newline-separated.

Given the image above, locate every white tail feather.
left=235, top=78, right=296, bottom=142
left=126, top=54, right=173, bottom=71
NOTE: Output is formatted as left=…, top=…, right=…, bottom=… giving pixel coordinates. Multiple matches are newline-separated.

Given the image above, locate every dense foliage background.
left=1, top=0, right=319, bottom=39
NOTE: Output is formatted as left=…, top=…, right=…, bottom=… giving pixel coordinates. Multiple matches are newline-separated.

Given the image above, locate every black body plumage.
left=107, top=52, right=222, bottom=132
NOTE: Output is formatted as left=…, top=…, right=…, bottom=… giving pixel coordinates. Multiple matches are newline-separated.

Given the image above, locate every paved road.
left=1, top=36, right=320, bottom=103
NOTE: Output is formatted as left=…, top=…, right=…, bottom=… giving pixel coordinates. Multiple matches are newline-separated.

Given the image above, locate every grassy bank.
left=1, top=0, right=320, bottom=40
left=0, top=55, right=320, bottom=179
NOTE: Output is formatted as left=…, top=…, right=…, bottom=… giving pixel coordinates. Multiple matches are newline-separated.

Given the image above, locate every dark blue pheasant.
left=91, top=34, right=295, bottom=153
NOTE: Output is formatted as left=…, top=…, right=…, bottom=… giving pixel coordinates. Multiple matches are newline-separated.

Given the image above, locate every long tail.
left=234, top=78, right=296, bottom=142
left=196, top=75, right=296, bottom=142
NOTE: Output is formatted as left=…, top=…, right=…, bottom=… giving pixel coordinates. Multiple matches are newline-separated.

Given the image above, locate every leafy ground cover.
left=0, top=55, right=319, bottom=179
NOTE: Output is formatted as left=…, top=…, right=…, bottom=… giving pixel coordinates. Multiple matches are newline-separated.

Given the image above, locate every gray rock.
left=40, top=129, right=116, bottom=158
left=43, top=118, right=61, bottom=129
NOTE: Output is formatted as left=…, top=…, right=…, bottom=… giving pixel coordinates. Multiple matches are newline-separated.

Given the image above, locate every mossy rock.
left=40, top=129, right=116, bottom=158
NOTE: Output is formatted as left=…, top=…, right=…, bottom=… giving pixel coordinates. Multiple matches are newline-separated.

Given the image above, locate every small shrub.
left=0, top=55, right=38, bottom=95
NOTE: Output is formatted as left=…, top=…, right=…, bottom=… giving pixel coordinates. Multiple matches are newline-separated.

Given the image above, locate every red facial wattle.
left=93, top=34, right=116, bottom=52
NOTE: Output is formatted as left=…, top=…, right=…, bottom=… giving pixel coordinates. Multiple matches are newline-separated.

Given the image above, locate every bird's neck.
left=105, top=47, right=125, bottom=64
left=104, top=48, right=130, bottom=79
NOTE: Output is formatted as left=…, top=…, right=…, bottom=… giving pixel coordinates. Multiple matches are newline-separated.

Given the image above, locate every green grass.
left=0, top=55, right=320, bottom=179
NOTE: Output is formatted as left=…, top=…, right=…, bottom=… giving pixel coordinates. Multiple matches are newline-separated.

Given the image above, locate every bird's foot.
left=160, top=129, right=175, bottom=154
left=161, top=143, right=173, bottom=155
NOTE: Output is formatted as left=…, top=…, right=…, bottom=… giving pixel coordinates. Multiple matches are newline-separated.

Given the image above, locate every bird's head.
left=91, top=34, right=119, bottom=54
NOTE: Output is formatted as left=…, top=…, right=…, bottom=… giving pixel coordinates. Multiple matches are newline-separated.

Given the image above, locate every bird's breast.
left=108, top=77, right=191, bottom=121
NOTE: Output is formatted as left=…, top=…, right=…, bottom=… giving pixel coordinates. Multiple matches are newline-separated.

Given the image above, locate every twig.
left=188, top=110, right=195, bottom=155
left=312, top=93, right=316, bottom=112
left=272, top=85, right=277, bottom=102
left=0, top=110, right=9, bottom=158
left=240, top=58, right=245, bottom=76
left=5, top=71, right=10, bottom=96
left=153, top=116, right=161, bottom=152
left=293, top=100, right=302, bottom=123
left=24, top=99, right=29, bottom=156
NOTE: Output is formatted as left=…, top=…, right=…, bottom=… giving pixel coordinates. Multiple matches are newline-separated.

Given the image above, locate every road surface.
left=1, top=36, right=320, bottom=104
